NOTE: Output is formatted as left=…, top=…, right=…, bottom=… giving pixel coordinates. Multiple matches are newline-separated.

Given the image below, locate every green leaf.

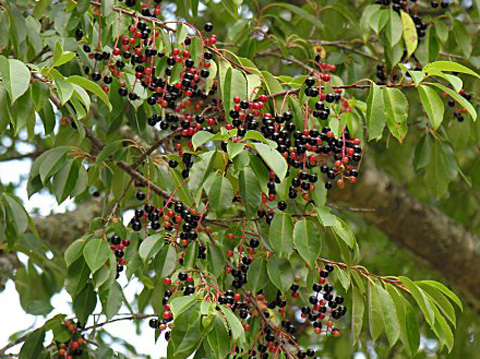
left=83, top=238, right=110, bottom=274
left=266, top=255, right=294, bottom=293
left=96, top=140, right=124, bottom=164
left=376, top=284, right=400, bottom=346
left=423, top=138, right=458, bottom=198
left=453, top=19, right=472, bottom=58
left=386, top=10, right=402, bottom=46
left=293, top=219, right=321, bottom=268
left=418, top=280, right=462, bottom=310
left=423, top=61, right=480, bottom=80
left=100, top=281, right=123, bottom=320
left=189, top=150, right=216, bottom=193
left=168, top=303, right=204, bottom=359
left=247, top=259, right=269, bottom=294
left=73, top=282, right=97, bottom=325
left=227, top=142, right=244, bottom=159
left=431, top=303, right=454, bottom=352
left=399, top=276, right=435, bottom=326
left=53, top=41, right=75, bottom=67
left=424, top=69, right=463, bottom=93
left=54, top=78, right=74, bottom=105
left=246, top=73, right=262, bottom=99
left=244, top=131, right=270, bottom=144
left=39, top=146, right=69, bottom=183
left=217, top=59, right=232, bottom=112
left=33, top=0, right=50, bottom=18
left=254, top=143, right=288, bottom=181
left=207, top=241, right=226, bottom=277
left=101, top=0, right=114, bottom=14
left=366, top=83, right=386, bottom=141
left=208, top=173, right=234, bottom=217
left=400, top=12, right=418, bottom=59
left=192, top=131, right=215, bottom=149
left=65, top=238, right=87, bottom=267
left=267, top=3, right=323, bottom=31
left=434, top=21, right=449, bottom=43
left=382, top=87, right=408, bottom=142
left=315, top=206, right=337, bottom=226
left=261, top=71, right=284, bottom=113
left=268, top=213, right=294, bottom=258
left=230, top=68, right=247, bottom=112
left=53, top=159, right=81, bottom=203
left=154, top=244, right=177, bottom=278
left=205, top=59, right=217, bottom=93
left=3, top=193, right=29, bottom=233
left=65, top=257, right=90, bottom=296
left=370, top=9, right=389, bottom=34
left=170, top=295, right=199, bottom=317
left=19, top=328, right=45, bottom=359
left=430, top=82, right=477, bottom=121
left=139, top=234, right=164, bottom=263
left=0, top=56, right=30, bottom=104
left=0, top=84, right=10, bottom=134
left=351, top=286, right=365, bottom=344
left=386, top=284, right=419, bottom=355
left=206, top=315, right=231, bottom=359
left=239, top=167, right=262, bottom=219
left=220, top=305, right=245, bottom=343
left=418, top=85, right=444, bottom=130
left=368, top=282, right=384, bottom=341
left=170, top=168, right=194, bottom=207
left=67, top=75, right=112, bottom=111
left=417, top=282, right=456, bottom=327
left=332, top=218, right=356, bottom=248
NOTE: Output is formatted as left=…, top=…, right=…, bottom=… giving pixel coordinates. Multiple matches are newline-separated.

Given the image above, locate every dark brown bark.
left=331, top=161, right=480, bottom=308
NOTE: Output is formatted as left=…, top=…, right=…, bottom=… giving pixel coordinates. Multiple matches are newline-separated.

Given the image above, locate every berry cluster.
left=149, top=263, right=346, bottom=354
left=375, top=0, right=450, bottom=39
left=75, top=14, right=216, bottom=120
left=55, top=320, right=86, bottom=359
left=71, top=4, right=353, bottom=353
left=109, top=234, right=130, bottom=278
left=119, top=0, right=163, bottom=16
left=445, top=89, right=473, bottom=122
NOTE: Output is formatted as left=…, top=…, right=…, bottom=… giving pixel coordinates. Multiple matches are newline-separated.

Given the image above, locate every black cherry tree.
left=1, top=0, right=479, bottom=358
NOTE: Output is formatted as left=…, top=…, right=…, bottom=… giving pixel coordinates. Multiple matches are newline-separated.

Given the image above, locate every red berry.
left=164, top=278, right=172, bottom=285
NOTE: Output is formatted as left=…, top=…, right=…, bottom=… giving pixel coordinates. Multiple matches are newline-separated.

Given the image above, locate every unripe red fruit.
left=164, top=278, right=172, bottom=285
left=163, top=311, right=172, bottom=320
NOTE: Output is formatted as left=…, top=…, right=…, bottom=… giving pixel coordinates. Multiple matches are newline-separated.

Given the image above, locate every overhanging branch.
left=331, top=161, right=480, bottom=308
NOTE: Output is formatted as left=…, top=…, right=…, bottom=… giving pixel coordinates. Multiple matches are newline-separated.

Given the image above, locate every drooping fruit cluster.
left=445, top=89, right=472, bottom=122
left=130, top=197, right=206, bottom=264
left=119, top=0, right=163, bottom=16
left=75, top=9, right=217, bottom=128
left=109, top=234, right=130, bottom=278
left=151, top=262, right=346, bottom=351
left=374, top=0, right=450, bottom=39
left=55, top=320, right=87, bottom=359
left=72, top=5, right=353, bottom=352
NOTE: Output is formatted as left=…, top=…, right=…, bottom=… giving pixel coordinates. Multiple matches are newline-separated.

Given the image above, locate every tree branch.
left=330, top=160, right=480, bottom=308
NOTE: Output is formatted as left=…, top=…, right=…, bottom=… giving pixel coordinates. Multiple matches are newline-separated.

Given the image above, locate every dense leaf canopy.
left=1, top=0, right=480, bottom=358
